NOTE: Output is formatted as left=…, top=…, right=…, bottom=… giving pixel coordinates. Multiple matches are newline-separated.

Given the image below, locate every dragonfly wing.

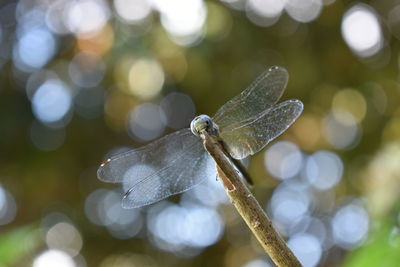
left=220, top=99, right=303, bottom=159
left=213, top=66, right=288, bottom=128
left=97, top=129, right=216, bottom=208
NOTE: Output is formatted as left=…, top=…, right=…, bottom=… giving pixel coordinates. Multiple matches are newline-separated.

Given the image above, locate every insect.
left=97, top=66, right=303, bottom=208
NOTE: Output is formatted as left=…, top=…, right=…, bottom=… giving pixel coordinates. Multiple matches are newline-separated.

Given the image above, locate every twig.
left=201, top=130, right=302, bottom=267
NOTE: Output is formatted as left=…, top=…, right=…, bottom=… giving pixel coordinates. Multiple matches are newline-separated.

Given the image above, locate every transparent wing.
left=97, top=128, right=216, bottom=208
left=219, top=99, right=303, bottom=159
left=213, top=66, right=288, bottom=128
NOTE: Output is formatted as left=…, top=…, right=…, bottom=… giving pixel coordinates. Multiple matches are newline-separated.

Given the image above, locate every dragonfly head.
left=190, top=114, right=218, bottom=137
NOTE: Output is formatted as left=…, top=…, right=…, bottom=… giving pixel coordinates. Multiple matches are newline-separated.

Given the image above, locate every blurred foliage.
left=0, top=225, right=40, bottom=266
left=344, top=217, right=400, bottom=267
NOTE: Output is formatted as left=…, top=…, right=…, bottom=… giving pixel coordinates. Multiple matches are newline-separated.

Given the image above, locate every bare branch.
left=202, top=130, right=302, bottom=267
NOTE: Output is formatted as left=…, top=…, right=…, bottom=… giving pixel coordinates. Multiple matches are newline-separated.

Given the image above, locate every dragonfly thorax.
left=190, top=114, right=219, bottom=137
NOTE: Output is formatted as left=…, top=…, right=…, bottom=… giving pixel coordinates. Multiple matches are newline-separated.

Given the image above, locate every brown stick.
left=201, top=131, right=302, bottom=267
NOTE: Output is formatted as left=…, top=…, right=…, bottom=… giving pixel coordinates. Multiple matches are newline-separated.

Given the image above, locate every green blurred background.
left=1, top=0, right=400, bottom=266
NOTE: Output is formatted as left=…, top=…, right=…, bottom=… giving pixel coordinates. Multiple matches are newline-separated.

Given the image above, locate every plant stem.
left=201, top=130, right=302, bottom=267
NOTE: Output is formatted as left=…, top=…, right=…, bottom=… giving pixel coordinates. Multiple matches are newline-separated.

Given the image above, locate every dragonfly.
left=97, top=66, right=303, bottom=209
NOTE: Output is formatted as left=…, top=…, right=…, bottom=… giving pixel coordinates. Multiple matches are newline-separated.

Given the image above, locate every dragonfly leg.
left=232, top=159, right=254, bottom=186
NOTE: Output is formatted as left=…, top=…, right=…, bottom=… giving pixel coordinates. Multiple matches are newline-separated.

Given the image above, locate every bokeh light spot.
left=288, top=233, right=322, bottom=267
left=181, top=206, right=223, bottom=247
left=264, top=141, right=303, bottom=180
left=341, top=4, right=383, bottom=57
left=84, top=189, right=143, bottom=238
left=332, top=89, right=367, bottom=123
left=322, top=111, right=359, bottom=149
left=126, top=103, right=166, bottom=141
left=114, top=0, right=152, bottom=24
left=285, top=0, right=323, bottom=23
left=46, top=222, right=83, bottom=257
left=66, top=0, right=110, bottom=37
left=147, top=203, right=223, bottom=253
left=16, top=27, right=56, bottom=69
left=155, top=0, right=207, bottom=45
left=33, top=250, right=75, bottom=267
left=270, top=182, right=312, bottom=229
left=247, top=0, right=285, bottom=18
left=128, top=58, right=165, bottom=99
left=0, top=186, right=17, bottom=226
left=243, top=258, right=272, bottom=267
left=46, top=0, right=70, bottom=34
left=332, top=202, right=369, bottom=249
left=305, top=150, right=343, bottom=190
left=31, top=79, right=72, bottom=126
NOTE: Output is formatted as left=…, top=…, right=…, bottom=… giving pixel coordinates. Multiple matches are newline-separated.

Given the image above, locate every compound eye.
left=190, top=115, right=214, bottom=136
